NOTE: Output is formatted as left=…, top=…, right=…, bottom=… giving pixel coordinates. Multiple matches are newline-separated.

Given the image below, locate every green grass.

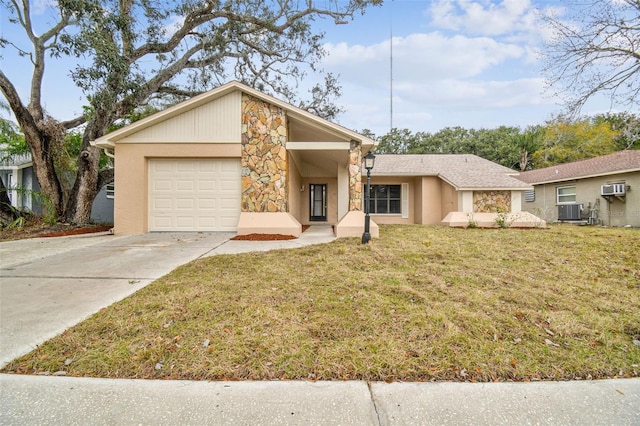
left=3, top=225, right=639, bottom=382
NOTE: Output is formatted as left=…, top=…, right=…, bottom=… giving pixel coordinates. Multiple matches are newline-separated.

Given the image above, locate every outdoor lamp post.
left=362, top=151, right=376, bottom=244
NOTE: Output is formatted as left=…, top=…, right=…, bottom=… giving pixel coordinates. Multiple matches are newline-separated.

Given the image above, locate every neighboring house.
left=517, top=150, right=640, bottom=227
left=92, top=81, right=542, bottom=237
left=0, top=150, right=114, bottom=224
left=0, top=152, right=41, bottom=214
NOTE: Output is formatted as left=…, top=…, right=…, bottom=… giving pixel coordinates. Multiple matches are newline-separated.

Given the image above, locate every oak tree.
left=0, top=0, right=381, bottom=224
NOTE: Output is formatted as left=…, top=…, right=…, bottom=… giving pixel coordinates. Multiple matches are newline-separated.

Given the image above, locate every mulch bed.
left=231, top=233, right=297, bottom=241
left=0, top=223, right=112, bottom=242
left=37, top=225, right=113, bottom=238
left=230, top=225, right=311, bottom=241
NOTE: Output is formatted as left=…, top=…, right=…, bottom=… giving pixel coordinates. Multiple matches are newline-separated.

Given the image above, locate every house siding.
left=113, top=143, right=240, bottom=235
left=118, top=91, right=242, bottom=143
left=416, top=176, right=443, bottom=225
left=288, top=154, right=302, bottom=222
left=441, top=180, right=458, bottom=218
left=521, top=171, right=640, bottom=227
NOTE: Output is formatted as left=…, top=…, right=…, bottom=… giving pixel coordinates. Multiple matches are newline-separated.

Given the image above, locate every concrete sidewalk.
left=1, top=375, right=638, bottom=425
left=2, top=227, right=639, bottom=425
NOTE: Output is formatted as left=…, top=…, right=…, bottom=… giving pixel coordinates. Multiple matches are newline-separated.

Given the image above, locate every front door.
left=309, top=184, right=327, bottom=221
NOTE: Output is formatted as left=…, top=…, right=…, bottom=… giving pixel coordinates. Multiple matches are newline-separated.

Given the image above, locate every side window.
left=106, top=182, right=115, bottom=199
left=557, top=186, right=576, bottom=204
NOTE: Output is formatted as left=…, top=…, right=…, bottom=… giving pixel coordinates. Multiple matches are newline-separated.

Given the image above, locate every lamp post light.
left=362, top=151, right=376, bottom=244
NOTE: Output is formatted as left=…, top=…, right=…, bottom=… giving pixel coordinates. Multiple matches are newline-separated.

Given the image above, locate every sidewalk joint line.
left=367, top=381, right=383, bottom=426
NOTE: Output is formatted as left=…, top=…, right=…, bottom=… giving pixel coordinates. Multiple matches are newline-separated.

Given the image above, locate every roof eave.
left=523, top=167, right=640, bottom=185
left=456, top=186, right=533, bottom=191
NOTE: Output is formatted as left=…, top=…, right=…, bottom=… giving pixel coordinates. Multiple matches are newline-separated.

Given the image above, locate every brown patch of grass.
left=3, top=225, right=639, bottom=382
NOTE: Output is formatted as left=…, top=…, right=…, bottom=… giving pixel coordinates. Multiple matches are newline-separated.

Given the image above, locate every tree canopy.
left=371, top=113, right=639, bottom=171
left=0, top=0, right=381, bottom=224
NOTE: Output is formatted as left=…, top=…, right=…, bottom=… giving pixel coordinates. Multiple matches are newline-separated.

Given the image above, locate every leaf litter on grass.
left=3, top=225, right=639, bottom=381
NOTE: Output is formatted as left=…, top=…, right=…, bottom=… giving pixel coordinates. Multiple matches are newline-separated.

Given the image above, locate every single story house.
left=92, top=81, right=542, bottom=236
left=0, top=152, right=40, bottom=214
left=0, top=150, right=114, bottom=223
left=516, top=150, right=640, bottom=227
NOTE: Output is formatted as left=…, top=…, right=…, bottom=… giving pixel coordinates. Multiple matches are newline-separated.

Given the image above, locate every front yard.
left=3, top=225, right=639, bottom=382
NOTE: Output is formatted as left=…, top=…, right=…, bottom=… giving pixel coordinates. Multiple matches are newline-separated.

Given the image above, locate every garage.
left=148, top=158, right=241, bottom=232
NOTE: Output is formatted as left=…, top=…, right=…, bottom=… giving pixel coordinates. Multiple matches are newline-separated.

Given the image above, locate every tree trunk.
left=1, top=73, right=65, bottom=219
left=64, top=116, right=110, bottom=224
left=65, top=145, right=102, bottom=224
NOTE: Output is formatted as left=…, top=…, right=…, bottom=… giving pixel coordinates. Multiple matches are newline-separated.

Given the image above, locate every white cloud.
left=428, top=0, right=538, bottom=36
left=395, top=78, right=550, bottom=109
left=323, top=32, right=524, bottom=82
left=315, top=0, right=568, bottom=134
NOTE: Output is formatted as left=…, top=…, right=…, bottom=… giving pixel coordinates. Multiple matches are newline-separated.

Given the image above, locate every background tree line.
left=367, top=112, right=640, bottom=171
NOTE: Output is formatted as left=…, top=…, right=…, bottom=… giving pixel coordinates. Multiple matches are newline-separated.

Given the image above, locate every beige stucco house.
left=517, top=150, right=640, bottom=227
left=92, top=81, right=541, bottom=236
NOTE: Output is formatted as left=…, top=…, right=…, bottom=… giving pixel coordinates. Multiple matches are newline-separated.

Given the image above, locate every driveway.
left=0, top=232, right=233, bottom=368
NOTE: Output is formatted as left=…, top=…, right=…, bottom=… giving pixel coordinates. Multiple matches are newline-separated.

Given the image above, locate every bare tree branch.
left=542, top=0, right=640, bottom=114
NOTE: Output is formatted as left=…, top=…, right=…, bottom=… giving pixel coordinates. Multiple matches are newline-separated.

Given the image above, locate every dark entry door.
left=309, top=184, right=327, bottom=222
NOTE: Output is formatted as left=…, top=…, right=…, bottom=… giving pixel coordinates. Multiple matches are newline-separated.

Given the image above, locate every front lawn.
left=3, top=225, right=639, bottom=382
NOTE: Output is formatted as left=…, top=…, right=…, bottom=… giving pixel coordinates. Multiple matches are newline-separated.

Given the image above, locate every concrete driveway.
left=0, top=232, right=233, bottom=368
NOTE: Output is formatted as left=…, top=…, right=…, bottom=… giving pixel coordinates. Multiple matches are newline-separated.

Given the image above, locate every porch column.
left=348, top=140, right=362, bottom=211
left=240, top=94, right=288, bottom=212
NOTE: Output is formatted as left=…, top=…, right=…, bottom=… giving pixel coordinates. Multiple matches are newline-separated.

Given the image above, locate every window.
left=369, top=184, right=401, bottom=214
left=106, top=182, right=115, bottom=199
left=556, top=185, right=576, bottom=204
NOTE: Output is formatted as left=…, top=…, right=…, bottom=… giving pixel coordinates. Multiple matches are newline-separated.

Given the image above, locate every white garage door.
left=148, top=158, right=241, bottom=232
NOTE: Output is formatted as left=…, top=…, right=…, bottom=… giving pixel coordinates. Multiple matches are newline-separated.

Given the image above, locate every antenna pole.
left=390, top=1, right=393, bottom=136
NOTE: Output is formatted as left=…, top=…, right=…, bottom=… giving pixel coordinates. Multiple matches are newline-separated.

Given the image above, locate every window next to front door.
left=309, top=184, right=327, bottom=221
left=369, top=184, right=401, bottom=214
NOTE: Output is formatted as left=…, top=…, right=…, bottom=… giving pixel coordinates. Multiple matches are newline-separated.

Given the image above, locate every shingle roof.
left=0, top=149, right=32, bottom=167
left=371, top=154, right=532, bottom=190
left=517, top=150, right=640, bottom=184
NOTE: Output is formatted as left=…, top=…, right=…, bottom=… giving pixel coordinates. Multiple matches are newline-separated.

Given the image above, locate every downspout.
left=102, top=148, right=115, bottom=159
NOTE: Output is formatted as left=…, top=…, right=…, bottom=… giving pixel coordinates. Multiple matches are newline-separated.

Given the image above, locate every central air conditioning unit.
left=601, top=183, right=626, bottom=196
left=558, top=204, right=583, bottom=221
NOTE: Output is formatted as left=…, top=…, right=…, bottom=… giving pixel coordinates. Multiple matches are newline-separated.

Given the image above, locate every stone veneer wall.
left=473, top=191, right=511, bottom=213
left=349, top=140, right=362, bottom=211
left=241, top=94, right=288, bottom=212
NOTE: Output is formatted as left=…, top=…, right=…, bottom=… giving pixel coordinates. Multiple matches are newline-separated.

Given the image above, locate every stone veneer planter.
left=241, top=95, right=288, bottom=213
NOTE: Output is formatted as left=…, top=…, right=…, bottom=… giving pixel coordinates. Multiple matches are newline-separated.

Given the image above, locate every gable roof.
left=371, top=154, right=532, bottom=190
left=92, top=80, right=376, bottom=149
left=517, top=150, right=640, bottom=185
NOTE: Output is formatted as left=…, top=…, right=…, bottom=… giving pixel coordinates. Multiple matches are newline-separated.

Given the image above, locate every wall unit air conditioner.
left=601, top=183, right=625, bottom=196
left=558, top=204, right=582, bottom=221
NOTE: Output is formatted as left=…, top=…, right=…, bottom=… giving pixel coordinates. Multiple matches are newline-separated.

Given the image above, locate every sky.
left=0, top=0, right=621, bottom=137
